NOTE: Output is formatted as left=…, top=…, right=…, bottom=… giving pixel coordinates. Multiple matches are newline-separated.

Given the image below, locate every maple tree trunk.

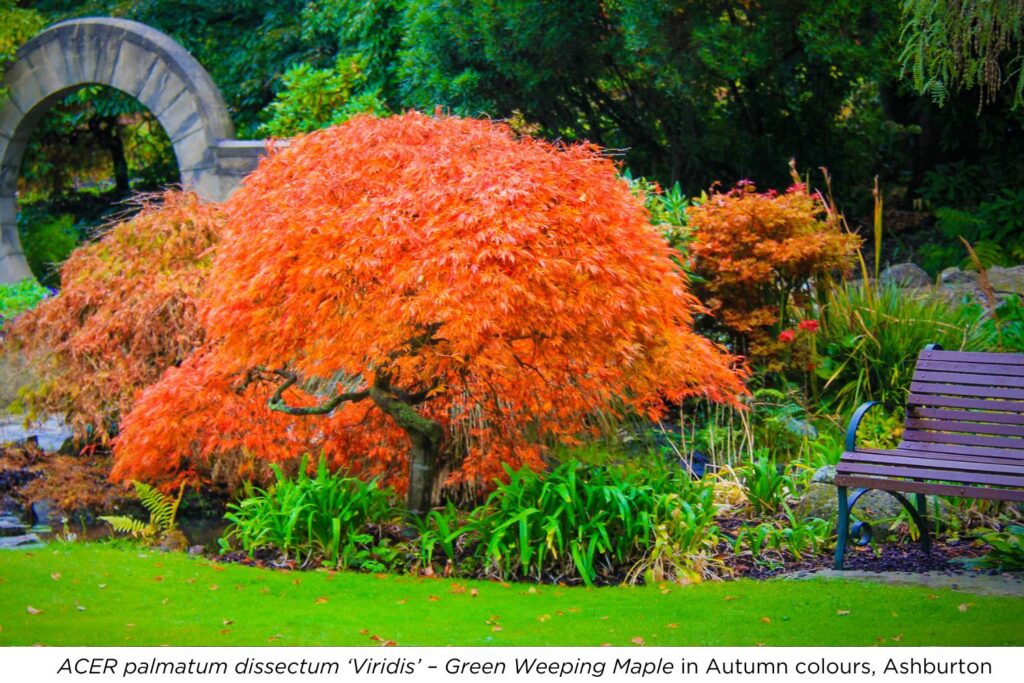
left=406, top=431, right=440, bottom=517
left=370, top=386, right=443, bottom=517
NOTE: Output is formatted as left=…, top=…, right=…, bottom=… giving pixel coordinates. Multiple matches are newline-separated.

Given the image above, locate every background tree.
left=113, top=113, right=746, bottom=513
left=901, top=0, right=1024, bottom=109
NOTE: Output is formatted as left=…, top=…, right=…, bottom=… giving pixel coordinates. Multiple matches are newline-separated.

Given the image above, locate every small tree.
left=7, top=192, right=222, bottom=441
left=687, top=181, right=860, bottom=372
left=114, top=113, right=746, bottom=514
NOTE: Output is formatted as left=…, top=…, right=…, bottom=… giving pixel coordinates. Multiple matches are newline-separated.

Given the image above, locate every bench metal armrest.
left=844, top=401, right=898, bottom=452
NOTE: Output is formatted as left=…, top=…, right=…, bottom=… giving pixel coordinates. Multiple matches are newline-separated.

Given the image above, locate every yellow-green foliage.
left=99, top=481, right=184, bottom=540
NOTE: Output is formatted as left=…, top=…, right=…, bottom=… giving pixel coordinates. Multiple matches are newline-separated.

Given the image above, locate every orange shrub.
left=687, top=182, right=860, bottom=369
left=113, top=113, right=747, bottom=513
left=7, top=192, right=222, bottom=441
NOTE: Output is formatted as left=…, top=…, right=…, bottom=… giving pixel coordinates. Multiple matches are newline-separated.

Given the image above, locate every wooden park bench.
left=834, top=344, right=1024, bottom=569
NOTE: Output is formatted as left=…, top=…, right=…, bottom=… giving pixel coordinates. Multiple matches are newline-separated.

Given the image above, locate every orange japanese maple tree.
left=113, top=113, right=746, bottom=514
left=8, top=192, right=222, bottom=441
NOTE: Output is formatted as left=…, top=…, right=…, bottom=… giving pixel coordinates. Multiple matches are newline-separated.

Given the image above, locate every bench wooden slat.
left=905, top=418, right=1024, bottom=438
left=856, top=446, right=1024, bottom=466
left=897, top=440, right=1024, bottom=460
left=913, top=370, right=1024, bottom=388
left=921, top=349, right=1024, bottom=365
left=907, top=394, right=1024, bottom=413
left=909, top=381, right=1024, bottom=401
left=909, top=407, right=1024, bottom=425
left=842, top=450, right=1024, bottom=475
left=834, top=474, right=1024, bottom=503
left=836, top=461, right=1024, bottom=488
left=917, top=359, right=1024, bottom=377
left=901, top=429, right=1024, bottom=450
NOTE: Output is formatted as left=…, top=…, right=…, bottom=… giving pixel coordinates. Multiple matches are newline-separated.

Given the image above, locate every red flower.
left=798, top=319, right=820, bottom=333
left=778, top=329, right=796, bottom=343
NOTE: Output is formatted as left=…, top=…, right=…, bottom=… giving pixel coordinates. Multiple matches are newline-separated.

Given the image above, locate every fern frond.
left=134, top=481, right=179, bottom=534
left=99, top=515, right=152, bottom=538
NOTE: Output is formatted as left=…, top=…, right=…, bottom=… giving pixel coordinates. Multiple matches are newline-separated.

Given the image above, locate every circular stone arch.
left=0, top=17, right=235, bottom=282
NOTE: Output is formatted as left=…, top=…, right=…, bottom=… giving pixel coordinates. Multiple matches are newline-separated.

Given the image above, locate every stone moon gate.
left=0, top=17, right=268, bottom=283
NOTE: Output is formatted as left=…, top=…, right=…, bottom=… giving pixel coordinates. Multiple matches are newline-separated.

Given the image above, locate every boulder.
left=30, top=499, right=59, bottom=526
left=0, top=515, right=27, bottom=537
left=987, top=265, right=1024, bottom=295
left=880, top=263, right=932, bottom=288
left=795, top=482, right=903, bottom=522
left=939, top=267, right=978, bottom=285
left=0, top=533, right=42, bottom=550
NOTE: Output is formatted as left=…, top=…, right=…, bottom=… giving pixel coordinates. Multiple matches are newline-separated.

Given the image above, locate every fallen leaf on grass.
left=724, top=595, right=739, bottom=601
left=267, top=634, right=283, bottom=642
left=568, top=607, right=580, bottom=613
left=836, top=610, right=850, bottom=616
left=660, top=588, right=671, bottom=595
left=450, top=583, right=466, bottom=594
left=427, top=595, right=440, bottom=602
left=291, top=579, right=301, bottom=586
left=470, top=589, right=479, bottom=597
left=892, top=634, right=903, bottom=642
left=26, top=606, right=41, bottom=615
left=600, top=643, right=611, bottom=647
left=379, top=640, right=398, bottom=647
left=223, top=619, right=234, bottom=626
left=527, top=587, right=538, bottom=594
left=958, top=603, right=972, bottom=613
left=219, top=629, right=231, bottom=635
left=314, top=597, right=329, bottom=605
left=209, top=585, right=219, bottom=591
left=235, top=584, right=245, bottom=592
left=98, top=584, right=107, bottom=589
left=926, top=594, right=939, bottom=600
left=538, top=614, right=551, bottom=623
left=599, top=616, right=609, bottom=620
left=125, top=624, right=135, bottom=628
left=396, top=599, right=407, bottom=605
left=631, top=637, right=645, bottom=646
left=491, top=626, right=503, bottom=632
left=359, top=629, right=370, bottom=635
left=153, top=576, right=163, bottom=582
left=666, top=624, right=678, bottom=629
left=186, top=579, right=196, bottom=585
left=76, top=605, right=86, bottom=612
left=760, top=617, right=772, bottom=624
left=50, top=573, right=60, bottom=581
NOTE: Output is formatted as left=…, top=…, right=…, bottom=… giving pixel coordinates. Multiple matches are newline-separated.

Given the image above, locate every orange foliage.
left=7, top=192, right=222, bottom=441
left=113, top=113, right=746, bottom=504
left=687, top=182, right=860, bottom=366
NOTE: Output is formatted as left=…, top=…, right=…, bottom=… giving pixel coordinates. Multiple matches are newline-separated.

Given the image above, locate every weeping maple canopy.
left=8, top=191, right=221, bottom=441
left=113, top=112, right=745, bottom=511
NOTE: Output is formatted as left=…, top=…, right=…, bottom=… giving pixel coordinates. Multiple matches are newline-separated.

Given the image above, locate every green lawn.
left=1, top=544, right=1022, bottom=646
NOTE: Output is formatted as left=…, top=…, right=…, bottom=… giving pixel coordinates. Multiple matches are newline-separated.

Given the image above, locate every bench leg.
left=834, top=485, right=849, bottom=570
left=915, top=493, right=931, bottom=556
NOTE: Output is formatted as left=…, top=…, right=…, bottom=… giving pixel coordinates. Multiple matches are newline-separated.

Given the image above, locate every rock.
left=157, top=529, right=189, bottom=552
left=880, top=263, right=932, bottom=288
left=0, top=515, right=27, bottom=537
left=187, top=544, right=205, bottom=555
left=810, top=465, right=836, bottom=484
left=795, top=483, right=903, bottom=522
left=0, top=533, right=42, bottom=550
left=986, top=265, right=1024, bottom=295
left=939, top=267, right=978, bottom=285
left=30, top=500, right=58, bottom=526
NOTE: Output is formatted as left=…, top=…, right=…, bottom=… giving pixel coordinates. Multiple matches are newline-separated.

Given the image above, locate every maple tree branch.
left=267, top=369, right=370, bottom=415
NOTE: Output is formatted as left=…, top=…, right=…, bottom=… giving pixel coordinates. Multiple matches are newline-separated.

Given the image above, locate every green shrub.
left=17, top=210, right=78, bottom=287
left=962, top=526, right=1024, bottom=571
left=220, top=455, right=394, bottom=569
left=731, top=512, right=833, bottom=562
left=984, top=295, right=1024, bottom=352
left=424, top=461, right=720, bottom=586
left=816, top=282, right=996, bottom=416
left=739, top=451, right=793, bottom=516
left=0, top=278, right=50, bottom=332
